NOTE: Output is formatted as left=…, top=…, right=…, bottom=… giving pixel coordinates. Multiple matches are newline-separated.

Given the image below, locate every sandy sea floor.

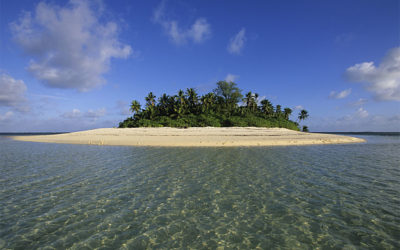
left=12, top=127, right=365, bottom=147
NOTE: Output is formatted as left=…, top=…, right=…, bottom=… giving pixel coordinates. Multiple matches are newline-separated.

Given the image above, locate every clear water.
left=0, top=134, right=399, bottom=249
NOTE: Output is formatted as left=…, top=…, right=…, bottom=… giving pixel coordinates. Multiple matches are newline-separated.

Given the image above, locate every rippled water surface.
left=1, top=134, right=399, bottom=249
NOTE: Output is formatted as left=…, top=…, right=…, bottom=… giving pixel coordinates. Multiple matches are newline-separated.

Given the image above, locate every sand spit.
left=11, top=127, right=366, bottom=147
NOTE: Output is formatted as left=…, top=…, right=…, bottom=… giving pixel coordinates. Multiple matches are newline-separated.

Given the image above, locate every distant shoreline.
left=11, top=127, right=366, bottom=147
left=314, top=132, right=400, bottom=136
left=1, top=132, right=68, bottom=136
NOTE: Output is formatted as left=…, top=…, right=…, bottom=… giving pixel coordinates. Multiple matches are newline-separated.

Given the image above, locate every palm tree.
left=119, top=80, right=304, bottom=129
left=244, top=92, right=259, bottom=113
left=283, top=108, right=292, bottom=120
left=145, top=92, right=156, bottom=107
left=208, top=93, right=217, bottom=112
left=298, top=109, right=309, bottom=122
left=173, top=103, right=184, bottom=118
left=158, top=94, right=169, bottom=116
left=260, top=99, right=273, bottom=117
left=177, top=89, right=187, bottom=112
left=275, top=105, right=282, bottom=117
left=201, top=92, right=216, bottom=113
left=200, top=94, right=209, bottom=113
left=171, top=90, right=187, bottom=118
left=130, top=100, right=141, bottom=115
left=143, top=92, right=156, bottom=119
left=167, top=95, right=176, bottom=116
left=245, top=92, right=253, bottom=109
left=253, top=93, right=259, bottom=112
left=186, top=88, right=198, bottom=113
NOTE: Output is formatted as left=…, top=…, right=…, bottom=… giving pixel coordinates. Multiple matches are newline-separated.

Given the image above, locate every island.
left=12, top=127, right=365, bottom=146
left=12, top=81, right=365, bottom=146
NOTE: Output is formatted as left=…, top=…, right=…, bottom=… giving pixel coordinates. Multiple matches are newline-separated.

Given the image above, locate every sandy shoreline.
left=11, top=127, right=366, bottom=147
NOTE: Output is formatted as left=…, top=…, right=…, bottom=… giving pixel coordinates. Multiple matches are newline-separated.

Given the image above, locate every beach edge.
left=11, top=127, right=366, bottom=147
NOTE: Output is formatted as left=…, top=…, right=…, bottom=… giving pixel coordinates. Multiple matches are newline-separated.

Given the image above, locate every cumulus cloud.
left=355, top=107, right=369, bottom=118
left=329, top=88, right=351, bottom=99
left=0, top=73, right=28, bottom=112
left=227, top=28, right=246, bottom=55
left=153, top=1, right=211, bottom=45
left=345, top=47, right=400, bottom=101
left=10, top=0, right=132, bottom=91
left=225, top=74, right=239, bottom=83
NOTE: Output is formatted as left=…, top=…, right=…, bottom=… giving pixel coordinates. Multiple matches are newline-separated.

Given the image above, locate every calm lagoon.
left=0, top=133, right=399, bottom=249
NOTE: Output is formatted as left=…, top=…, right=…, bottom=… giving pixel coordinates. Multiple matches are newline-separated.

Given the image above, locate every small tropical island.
left=12, top=81, right=366, bottom=147
left=119, top=81, right=310, bottom=132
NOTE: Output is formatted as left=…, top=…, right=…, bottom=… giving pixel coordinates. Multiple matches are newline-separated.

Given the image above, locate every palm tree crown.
left=260, top=99, right=273, bottom=116
left=298, top=109, right=309, bottom=122
left=283, top=108, right=292, bottom=120
left=130, top=100, right=141, bottom=114
left=145, top=92, right=156, bottom=107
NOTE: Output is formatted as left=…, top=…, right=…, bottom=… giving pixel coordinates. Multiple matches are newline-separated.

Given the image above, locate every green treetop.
left=119, top=81, right=308, bottom=131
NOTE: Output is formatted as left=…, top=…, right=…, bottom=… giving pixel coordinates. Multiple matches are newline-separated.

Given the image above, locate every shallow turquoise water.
left=0, top=134, right=399, bottom=249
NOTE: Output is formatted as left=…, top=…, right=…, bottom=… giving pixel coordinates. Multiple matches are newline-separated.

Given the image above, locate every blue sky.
left=0, top=0, right=399, bottom=132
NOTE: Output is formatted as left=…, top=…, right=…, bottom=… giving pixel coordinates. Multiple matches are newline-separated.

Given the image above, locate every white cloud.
left=227, top=28, right=246, bottom=55
left=345, top=47, right=400, bottom=101
left=256, top=95, right=266, bottom=106
left=29, top=93, right=70, bottom=101
left=10, top=0, right=132, bottom=92
left=225, top=74, right=239, bottom=83
left=329, top=88, right=351, bottom=99
left=332, top=108, right=369, bottom=123
left=153, top=1, right=211, bottom=45
left=294, top=105, right=304, bottom=110
left=0, top=111, right=13, bottom=122
left=61, top=108, right=106, bottom=119
left=0, top=114, right=114, bottom=132
left=86, top=108, right=106, bottom=118
left=62, top=108, right=82, bottom=119
left=0, top=73, right=28, bottom=112
left=350, top=98, right=368, bottom=106
left=188, top=18, right=211, bottom=43
left=355, top=107, right=369, bottom=118
left=308, top=109, right=400, bottom=132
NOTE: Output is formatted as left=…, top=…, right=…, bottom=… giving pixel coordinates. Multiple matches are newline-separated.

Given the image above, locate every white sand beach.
left=11, top=127, right=366, bottom=147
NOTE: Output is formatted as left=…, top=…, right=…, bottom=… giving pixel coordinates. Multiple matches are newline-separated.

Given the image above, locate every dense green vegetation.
left=119, top=81, right=309, bottom=131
